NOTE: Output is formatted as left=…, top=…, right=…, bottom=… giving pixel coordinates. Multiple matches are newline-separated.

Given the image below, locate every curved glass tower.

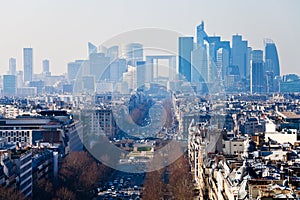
left=265, top=39, right=280, bottom=76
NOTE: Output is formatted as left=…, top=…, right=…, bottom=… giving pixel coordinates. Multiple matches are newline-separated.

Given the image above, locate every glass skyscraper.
left=265, top=39, right=280, bottom=77
left=23, top=48, right=33, bottom=82
left=9, top=57, right=16, bottom=76
left=3, top=75, right=17, bottom=96
left=178, top=37, right=194, bottom=82
left=42, top=59, right=50, bottom=73
left=88, top=42, right=97, bottom=56
left=231, top=35, right=249, bottom=79
left=196, top=21, right=207, bottom=46
left=251, top=50, right=265, bottom=93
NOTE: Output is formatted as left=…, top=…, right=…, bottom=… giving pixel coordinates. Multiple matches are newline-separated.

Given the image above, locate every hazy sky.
left=0, top=0, right=299, bottom=75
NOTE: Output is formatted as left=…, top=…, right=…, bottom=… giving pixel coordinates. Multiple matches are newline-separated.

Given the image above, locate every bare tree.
left=55, top=187, right=76, bottom=200
left=58, top=151, right=111, bottom=199
left=0, top=185, right=25, bottom=200
left=143, top=169, right=165, bottom=200
left=168, top=156, right=194, bottom=200
left=33, top=178, right=54, bottom=200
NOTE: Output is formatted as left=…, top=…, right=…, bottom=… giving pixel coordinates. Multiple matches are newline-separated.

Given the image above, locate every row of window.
left=0, top=131, right=30, bottom=137
left=233, top=144, right=243, bottom=147
left=6, top=137, right=30, bottom=143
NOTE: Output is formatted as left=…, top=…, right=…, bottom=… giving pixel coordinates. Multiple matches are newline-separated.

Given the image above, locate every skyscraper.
left=251, top=50, right=265, bottom=94
left=191, top=44, right=208, bottom=83
left=42, top=59, right=50, bottom=73
left=196, top=21, right=207, bottom=46
left=123, top=43, right=143, bottom=66
left=178, top=37, right=194, bottom=82
left=89, top=53, right=110, bottom=81
left=68, top=60, right=84, bottom=82
left=88, top=42, right=97, bottom=56
left=265, top=39, right=280, bottom=77
left=3, top=75, right=17, bottom=96
left=9, top=58, right=16, bottom=76
left=23, top=48, right=33, bottom=82
left=231, top=35, right=249, bottom=79
left=109, top=58, right=127, bottom=82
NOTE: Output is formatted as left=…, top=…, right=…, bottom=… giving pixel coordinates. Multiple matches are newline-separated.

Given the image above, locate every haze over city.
left=0, top=0, right=299, bottom=75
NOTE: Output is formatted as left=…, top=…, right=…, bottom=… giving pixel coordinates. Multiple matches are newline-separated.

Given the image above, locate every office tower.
left=231, top=35, right=249, bottom=79
left=16, top=71, right=23, bottom=88
left=217, top=47, right=230, bottom=80
left=29, top=80, right=45, bottom=95
left=179, top=37, right=194, bottom=82
left=246, top=47, right=252, bottom=78
left=265, top=39, right=280, bottom=77
left=3, top=75, right=17, bottom=96
left=123, top=65, right=136, bottom=92
left=68, top=60, right=84, bottom=82
left=206, top=36, right=231, bottom=84
left=23, top=48, right=33, bottom=82
left=107, top=46, right=119, bottom=61
left=42, top=59, right=50, bottom=73
left=191, top=44, right=208, bottom=83
left=9, top=58, right=16, bottom=76
left=88, top=42, right=97, bottom=56
left=136, top=61, right=146, bottom=89
left=196, top=21, right=208, bottom=46
left=89, top=53, right=110, bottom=81
left=123, top=43, right=143, bottom=66
left=251, top=50, right=265, bottom=93
left=109, top=58, right=127, bottom=82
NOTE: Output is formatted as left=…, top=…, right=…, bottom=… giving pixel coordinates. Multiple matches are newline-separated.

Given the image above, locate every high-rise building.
left=217, top=47, right=230, bottom=80
left=3, top=75, right=17, bottom=96
left=196, top=21, right=208, bottom=46
left=179, top=37, right=194, bottom=82
left=89, top=53, right=110, bottom=81
left=107, top=46, right=119, bottom=61
left=109, top=58, right=127, bottom=82
left=251, top=50, right=265, bottom=94
left=123, top=43, right=143, bottom=66
left=16, top=71, right=24, bottom=88
left=88, top=42, right=97, bottom=56
left=136, top=61, right=146, bottom=89
left=42, top=59, right=50, bottom=73
left=231, top=35, right=249, bottom=79
left=29, top=80, right=45, bottom=95
left=206, top=36, right=231, bottom=84
left=67, top=60, right=84, bottom=82
left=9, top=58, right=16, bottom=76
left=191, top=44, right=208, bottom=83
left=265, top=39, right=280, bottom=77
left=23, top=48, right=33, bottom=82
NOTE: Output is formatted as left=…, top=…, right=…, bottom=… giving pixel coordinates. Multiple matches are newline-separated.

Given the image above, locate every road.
left=96, top=169, right=145, bottom=200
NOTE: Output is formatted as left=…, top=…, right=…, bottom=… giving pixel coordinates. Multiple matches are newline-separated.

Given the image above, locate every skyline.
left=0, top=0, right=299, bottom=75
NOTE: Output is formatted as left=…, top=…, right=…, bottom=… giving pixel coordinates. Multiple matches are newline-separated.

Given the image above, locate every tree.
left=58, top=151, right=111, bottom=199
left=143, top=169, right=165, bottom=200
left=54, top=187, right=76, bottom=200
left=168, top=156, right=194, bottom=200
left=0, top=185, right=25, bottom=200
left=33, top=178, right=54, bottom=200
